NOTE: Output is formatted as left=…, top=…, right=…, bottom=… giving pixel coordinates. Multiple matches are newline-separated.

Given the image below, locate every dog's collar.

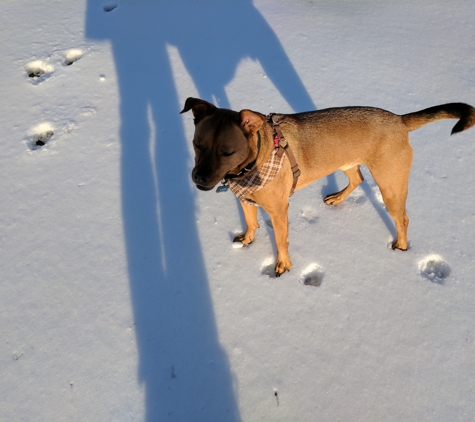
left=224, top=131, right=262, bottom=181
left=266, top=112, right=301, bottom=196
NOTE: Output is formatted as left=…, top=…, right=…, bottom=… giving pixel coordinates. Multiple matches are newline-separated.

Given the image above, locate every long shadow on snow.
left=86, top=1, right=326, bottom=420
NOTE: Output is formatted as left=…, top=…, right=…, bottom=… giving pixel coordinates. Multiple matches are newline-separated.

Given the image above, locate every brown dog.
left=181, top=98, right=475, bottom=276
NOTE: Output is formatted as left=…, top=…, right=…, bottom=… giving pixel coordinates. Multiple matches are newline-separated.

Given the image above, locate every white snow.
left=65, top=49, right=84, bottom=66
left=1, top=1, right=475, bottom=421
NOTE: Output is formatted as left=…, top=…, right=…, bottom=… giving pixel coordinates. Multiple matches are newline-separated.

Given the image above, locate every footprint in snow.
left=103, top=1, right=118, bottom=12
left=261, top=258, right=325, bottom=285
left=299, top=263, right=324, bottom=287
left=64, top=49, right=83, bottom=66
left=261, top=257, right=277, bottom=278
left=27, top=123, right=54, bottom=150
left=299, top=206, right=319, bottom=224
left=419, top=254, right=451, bottom=284
left=25, top=60, right=54, bottom=82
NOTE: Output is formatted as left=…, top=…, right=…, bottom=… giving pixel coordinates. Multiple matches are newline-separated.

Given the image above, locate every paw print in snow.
left=27, top=123, right=54, bottom=150
left=299, top=206, right=319, bottom=224
left=103, top=2, right=118, bottom=12
left=299, top=263, right=324, bottom=287
left=261, top=256, right=276, bottom=277
left=25, top=60, right=54, bottom=82
left=419, top=254, right=451, bottom=284
left=64, top=49, right=83, bottom=66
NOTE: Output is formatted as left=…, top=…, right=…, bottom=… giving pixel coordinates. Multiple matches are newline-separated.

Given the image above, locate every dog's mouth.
left=195, top=184, right=215, bottom=191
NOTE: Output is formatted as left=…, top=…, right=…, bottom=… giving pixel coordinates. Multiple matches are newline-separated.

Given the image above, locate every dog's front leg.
left=266, top=202, right=292, bottom=276
left=234, top=201, right=260, bottom=245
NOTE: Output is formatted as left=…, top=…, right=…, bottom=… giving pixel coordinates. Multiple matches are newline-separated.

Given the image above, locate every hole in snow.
left=103, top=2, right=118, bottom=12
left=28, top=123, right=54, bottom=150
left=34, top=131, right=54, bottom=147
left=25, top=60, right=54, bottom=79
left=64, top=49, right=83, bottom=66
left=420, top=255, right=451, bottom=284
left=299, top=263, right=324, bottom=287
left=299, top=206, right=319, bottom=224
left=261, top=257, right=276, bottom=278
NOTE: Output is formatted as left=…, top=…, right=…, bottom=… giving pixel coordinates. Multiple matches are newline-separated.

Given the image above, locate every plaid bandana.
left=228, top=149, right=285, bottom=206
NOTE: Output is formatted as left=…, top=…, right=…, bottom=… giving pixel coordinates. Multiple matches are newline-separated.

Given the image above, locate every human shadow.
left=86, top=1, right=324, bottom=420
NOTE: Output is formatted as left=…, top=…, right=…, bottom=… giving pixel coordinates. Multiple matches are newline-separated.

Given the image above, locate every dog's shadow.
left=231, top=201, right=278, bottom=276
left=234, top=168, right=397, bottom=271
left=360, top=179, right=398, bottom=240
left=322, top=168, right=397, bottom=241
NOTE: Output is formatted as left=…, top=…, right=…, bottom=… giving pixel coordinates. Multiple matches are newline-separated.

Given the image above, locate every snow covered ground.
left=1, top=1, right=475, bottom=421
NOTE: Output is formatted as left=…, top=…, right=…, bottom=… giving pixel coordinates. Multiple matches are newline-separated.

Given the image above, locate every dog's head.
left=181, top=97, right=265, bottom=191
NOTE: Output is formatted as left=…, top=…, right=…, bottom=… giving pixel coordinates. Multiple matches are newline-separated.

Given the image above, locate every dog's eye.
left=222, top=151, right=235, bottom=157
left=193, top=140, right=203, bottom=151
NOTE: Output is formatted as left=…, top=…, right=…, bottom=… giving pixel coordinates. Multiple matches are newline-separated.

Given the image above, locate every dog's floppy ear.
left=239, top=109, right=265, bottom=135
left=180, top=97, right=217, bottom=123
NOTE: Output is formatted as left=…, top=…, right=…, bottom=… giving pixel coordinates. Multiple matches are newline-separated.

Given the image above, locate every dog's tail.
left=402, top=102, right=475, bottom=135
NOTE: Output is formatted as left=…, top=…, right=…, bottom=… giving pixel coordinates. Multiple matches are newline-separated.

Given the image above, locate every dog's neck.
left=224, top=130, right=262, bottom=180
left=254, top=122, right=277, bottom=167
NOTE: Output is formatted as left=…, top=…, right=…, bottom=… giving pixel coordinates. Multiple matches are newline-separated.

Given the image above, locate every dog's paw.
left=233, top=233, right=254, bottom=246
left=275, top=257, right=292, bottom=276
left=324, top=191, right=344, bottom=205
left=391, top=239, right=408, bottom=251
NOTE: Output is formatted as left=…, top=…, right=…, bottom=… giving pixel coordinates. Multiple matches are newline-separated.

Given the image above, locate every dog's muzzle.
left=192, top=169, right=217, bottom=191
left=195, top=184, right=215, bottom=191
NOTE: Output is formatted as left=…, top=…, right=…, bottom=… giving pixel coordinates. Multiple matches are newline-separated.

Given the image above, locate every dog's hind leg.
left=234, top=202, right=260, bottom=245
left=324, top=165, right=364, bottom=205
left=368, top=146, right=413, bottom=251
left=377, top=187, right=410, bottom=251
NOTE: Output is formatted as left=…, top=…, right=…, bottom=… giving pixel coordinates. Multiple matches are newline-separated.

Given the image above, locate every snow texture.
left=1, top=1, right=475, bottom=421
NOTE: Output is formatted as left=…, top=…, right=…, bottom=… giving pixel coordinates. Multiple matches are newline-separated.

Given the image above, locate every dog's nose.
left=192, top=169, right=210, bottom=186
